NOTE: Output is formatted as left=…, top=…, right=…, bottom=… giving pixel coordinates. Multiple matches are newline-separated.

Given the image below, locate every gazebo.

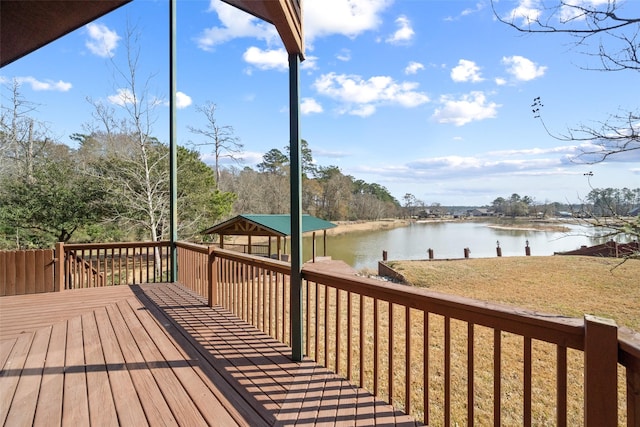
left=203, top=214, right=336, bottom=262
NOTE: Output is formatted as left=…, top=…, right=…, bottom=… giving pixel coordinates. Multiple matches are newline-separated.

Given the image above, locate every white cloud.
left=304, top=0, right=392, bottom=45
left=108, top=88, right=135, bottom=106
left=432, top=91, right=500, bottom=126
left=176, top=92, right=192, bottom=109
left=196, top=1, right=278, bottom=51
left=242, top=47, right=288, bottom=71
left=405, top=61, right=425, bottom=75
left=301, top=55, right=319, bottom=70
left=504, top=0, right=543, bottom=26
left=386, top=15, right=415, bottom=44
left=406, top=155, right=563, bottom=177
left=15, top=76, right=72, bottom=92
left=495, top=77, right=507, bottom=86
left=313, top=72, right=429, bottom=116
left=451, top=59, right=484, bottom=83
left=336, top=49, right=351, bottom=62
left=349, top=104, right=377, bottom=117
left=301, top=98, right=323, bottom=115
left=85, top=23, right=120, bottom=58
left=502, top=55, right=547, bottom=81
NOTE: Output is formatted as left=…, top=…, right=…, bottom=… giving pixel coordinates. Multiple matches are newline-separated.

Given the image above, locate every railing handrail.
left=64, top=240, right=170, bottom=250
left=213, top=246, right=293, bottom=275
left=176, top=241, right=208, bottom=254
left=302, top=266, right=586, bottom=349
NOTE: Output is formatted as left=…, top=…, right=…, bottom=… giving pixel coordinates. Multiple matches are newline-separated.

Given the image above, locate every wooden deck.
left=0, top=283, right=419, bottom=426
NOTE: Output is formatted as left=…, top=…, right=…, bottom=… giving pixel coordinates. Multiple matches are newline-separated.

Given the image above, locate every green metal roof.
left=202, top=214, right=337, bottom=237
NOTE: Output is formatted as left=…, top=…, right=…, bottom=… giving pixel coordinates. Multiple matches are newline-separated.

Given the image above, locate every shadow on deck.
left=0, top=283, right=419, bottom=426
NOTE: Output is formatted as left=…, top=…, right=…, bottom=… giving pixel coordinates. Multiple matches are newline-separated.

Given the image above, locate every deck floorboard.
left=0, top=283, right=419, bottom=426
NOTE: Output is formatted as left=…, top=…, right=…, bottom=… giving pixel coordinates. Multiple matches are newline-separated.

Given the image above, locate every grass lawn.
left=387, top=255, right=640, bottom=331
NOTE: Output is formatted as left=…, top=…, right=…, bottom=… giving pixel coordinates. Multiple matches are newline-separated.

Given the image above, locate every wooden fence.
left=0, top=249, right=55, bottom=296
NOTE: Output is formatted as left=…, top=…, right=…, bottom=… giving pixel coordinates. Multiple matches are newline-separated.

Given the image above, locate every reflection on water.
left=303, top=221, right=611, bottom=271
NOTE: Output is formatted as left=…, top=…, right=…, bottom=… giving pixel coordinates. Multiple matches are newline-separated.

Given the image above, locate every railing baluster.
left=389, top=302, right=394, bottom=406
left=336, top=288, right=341, bottom=375
left=524, top=337, right=532, bottom=427
left=315, top=281, right=320, bottom=361
left=444, top=316, right=451, bottom=427
left=305, top=279, right=310, bottom=357
left=324, top=284, right=328, bottom=367
left=374, top=297, right=379, bottom=396
left=283, top=272, right=288, bottom=345
left=268, top=270, right=273, bottom=337
left=494, top=329, right=502, bottom=427
left=347, top=291, right=352, bottom=382
left=424, top=311, right=429, bottom=426
left=406, top=306, right=411, bottom=416
left=360, top=294, right=365, bottom=389
left=468, top=323, right=475, bottom=427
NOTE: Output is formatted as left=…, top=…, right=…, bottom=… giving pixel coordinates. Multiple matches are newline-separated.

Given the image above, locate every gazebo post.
left=323, top=230, right=327, bottom=256
left=312, top=231, right=316, bottom=262
left=277, top=236, right=282, bottom=260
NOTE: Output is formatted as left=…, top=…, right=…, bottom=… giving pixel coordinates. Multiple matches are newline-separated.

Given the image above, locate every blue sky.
left=2, top=0, right=639, bottom=206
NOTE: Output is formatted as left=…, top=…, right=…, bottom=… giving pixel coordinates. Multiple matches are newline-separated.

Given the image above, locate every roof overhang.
left=221, top=0, right=304, bottom=57
left=1, top=1, right=132, bottom=68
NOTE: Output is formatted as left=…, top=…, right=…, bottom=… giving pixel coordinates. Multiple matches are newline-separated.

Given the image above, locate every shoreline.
left=328, top=218, right=572, bottom=234
left=325, top=219, right=411, bottom=236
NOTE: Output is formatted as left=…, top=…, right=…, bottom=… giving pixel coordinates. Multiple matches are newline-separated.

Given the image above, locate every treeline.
left=0, top=130, right=235, bottom=249
left=0, top=134, right=400, bottom=250
left=490, top=190, right=640, bottom=218
left=219, top=140, right=400, bottom=221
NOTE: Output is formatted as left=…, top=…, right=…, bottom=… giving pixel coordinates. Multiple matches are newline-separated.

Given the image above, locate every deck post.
left=289, top=52, right=303, bottom=361
left=168, top=0, right=178, bottom=283
left=584, top=314, right=618, bottom=427
left=54, top=242, right=64, bottom=292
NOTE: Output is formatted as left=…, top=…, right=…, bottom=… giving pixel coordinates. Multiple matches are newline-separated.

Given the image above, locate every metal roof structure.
left=203, top=214, right=336, bottom=237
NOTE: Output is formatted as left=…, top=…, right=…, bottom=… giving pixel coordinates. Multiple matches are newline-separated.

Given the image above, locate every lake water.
left=303, top=220, right=610, bottom=271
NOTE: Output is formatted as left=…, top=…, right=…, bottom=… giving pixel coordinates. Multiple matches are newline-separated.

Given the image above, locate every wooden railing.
left=3, top=241, right=639, bottom=425
left=173, top=243, right=640, bottom=427
left=62, top=241, right=170, bottom=289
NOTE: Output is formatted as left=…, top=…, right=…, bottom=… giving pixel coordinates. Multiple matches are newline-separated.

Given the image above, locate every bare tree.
left=86, top=24, right=168, bottom=247
left=188, top=101, right=243, bottom=188
left=0, top=79, right=53, bottom=181
left=493, top=0, right=639, bottom=163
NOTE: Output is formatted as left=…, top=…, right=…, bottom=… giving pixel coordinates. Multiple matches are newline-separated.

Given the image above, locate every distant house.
left=469, top=208, right=493, bottom=217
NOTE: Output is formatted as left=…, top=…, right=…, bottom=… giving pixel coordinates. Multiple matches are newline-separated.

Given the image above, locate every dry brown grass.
left=388, top=255, right=640, bottom=331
